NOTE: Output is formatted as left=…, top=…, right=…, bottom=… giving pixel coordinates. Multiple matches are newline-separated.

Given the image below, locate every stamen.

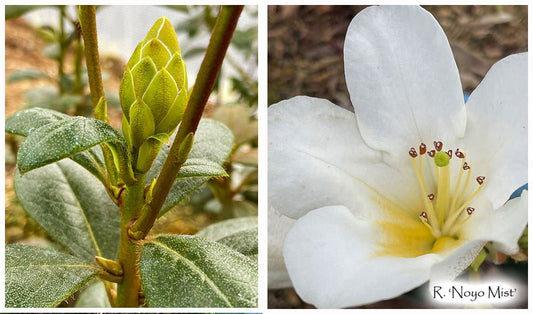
left=419, top=143, right=427, bottom=155
left=410, top=141, right=486, bottom=238
left=433, top=141, right=443, bottom=151
left=442, top=178, right=483, bottom=235
left=410, top=152, right=439, bottom=231
left=447, top=207, right=476, bottom=235
left=449, top=156, right=467, bottom=217
left=457, top=164, right=472, bottom=203
left=419, top=211, right=441, bottom=238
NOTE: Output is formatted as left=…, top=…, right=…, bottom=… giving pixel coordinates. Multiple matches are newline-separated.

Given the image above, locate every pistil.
left=434, top=150, right=451, bottom=226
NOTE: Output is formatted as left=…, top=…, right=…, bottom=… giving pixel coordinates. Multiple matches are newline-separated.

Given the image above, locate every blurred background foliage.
left=268, top=5, right=527, bottom=309
left=5, top=5, right=258, bottom=282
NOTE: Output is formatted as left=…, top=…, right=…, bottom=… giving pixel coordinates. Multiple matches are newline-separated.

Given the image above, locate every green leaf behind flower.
left=14, top=159, right=120, bottom=261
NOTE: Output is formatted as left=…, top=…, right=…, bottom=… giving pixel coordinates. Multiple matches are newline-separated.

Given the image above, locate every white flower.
left=269, top=5, right=527, bottom=308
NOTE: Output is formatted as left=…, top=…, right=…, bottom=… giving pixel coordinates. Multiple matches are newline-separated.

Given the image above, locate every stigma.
left=409, top=141, right=485, bottom=238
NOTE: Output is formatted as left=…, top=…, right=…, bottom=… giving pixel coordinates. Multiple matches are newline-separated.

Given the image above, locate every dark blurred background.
left=267, top=5, right=528, bottom=309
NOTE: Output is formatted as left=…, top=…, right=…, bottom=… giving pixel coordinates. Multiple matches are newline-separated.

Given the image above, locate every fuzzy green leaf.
left=68, top=145, right=107, bottom=184
left=140, top=234, right=257, bottom=307
left=5, top=107, right=68, bottom=136
left=146, top=119, right=234, bottom=217
left=6, top=108, right=108, bottom=183
left=5, top=244, right=99, bottom=308
left=16, top=116, right=125, bottom=174
left=196, top=217, right=258, bottom=259
left=178, top=158, right=228, bottom=178
left=14, top=159, right=120, bottom=261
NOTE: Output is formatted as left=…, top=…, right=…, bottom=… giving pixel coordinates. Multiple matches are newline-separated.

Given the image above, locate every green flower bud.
left=119, top=16, right=188, bottom=172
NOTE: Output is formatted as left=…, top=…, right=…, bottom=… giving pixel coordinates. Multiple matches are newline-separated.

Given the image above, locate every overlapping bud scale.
left=119, top=17, right=188, bottom=172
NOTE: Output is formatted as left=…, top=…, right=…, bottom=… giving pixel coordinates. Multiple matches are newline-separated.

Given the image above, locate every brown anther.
left=419, top=211, right=428, bottom=221
left=409, top=147, right=418, bottom=158
left=427, top=193, right=435, bottom=201
left=455, top=148, right=465, bottom=159
left=446, top=150, right=453, bottom=158
left=463, top=162, right=470, bottom=170
left=419, top=143, right=427, bottom=155
left=466, top=207, right=475, bottom=215
left=476, top=176, right=486, bottom=185
left=428, top=150, right=436, bottom=157
left=433, top=141, right=443, bottom=151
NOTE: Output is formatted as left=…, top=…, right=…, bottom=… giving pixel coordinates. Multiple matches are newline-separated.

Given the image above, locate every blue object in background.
left=510, top=183, right=528, bottom=200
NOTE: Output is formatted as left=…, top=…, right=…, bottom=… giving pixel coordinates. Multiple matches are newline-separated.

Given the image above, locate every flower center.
left=409, top=141, right=485, bottom=239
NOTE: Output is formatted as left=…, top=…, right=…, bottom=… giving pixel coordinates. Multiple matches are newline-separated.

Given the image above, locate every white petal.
left=283, top=206, right=439, bottom=308
left=462, top=190, right=527, bottom=255
left=430, top=240, right=485, bottom=284
left=269, top=96, right=421, bottom=219
left=344, top=5, right=466, bottom=162
left=268, top=206, right=296, bottom=289
left=463, top=53, right=528, bottom=209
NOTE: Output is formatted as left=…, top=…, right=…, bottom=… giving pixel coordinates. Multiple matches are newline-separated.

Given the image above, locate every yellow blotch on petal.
left=371, top=196, right=435, bottom=258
